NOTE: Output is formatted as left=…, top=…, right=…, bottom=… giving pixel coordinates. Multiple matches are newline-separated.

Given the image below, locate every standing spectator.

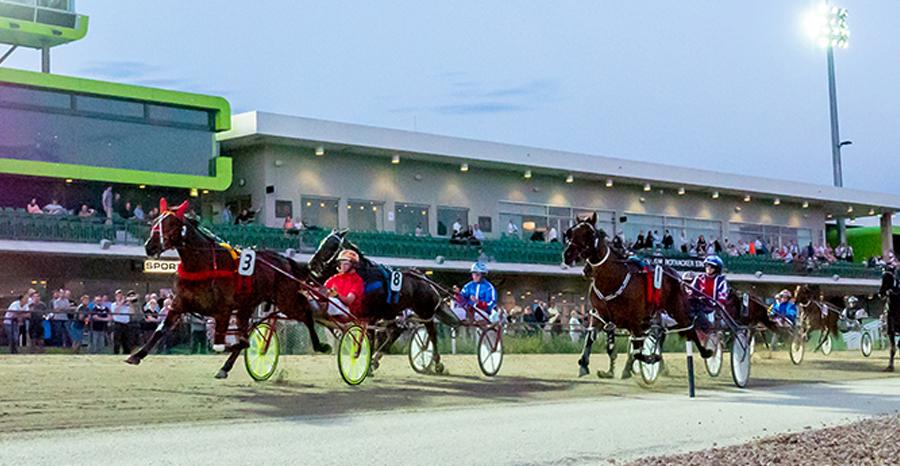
left=568, top=309, right=583, bottom=343
left=26, top=198, right=43, bottom=214
left=679, top=231, right=688, bottom=253
left=846, top=244, right=855, bottom=263
left=50, top=290, right=70, bottom=347
left=189, top=314, right=209, bottom=354
left=645, top=231, right=656, bottom=250
left=696, top=235, right=707, bottom=256
left=547, top=226, right=559, bottom=243
left=28, top=291, right=47, bottom=353
left=102, top=186, right=113, bottom=220
left=89, top=296, right=110, bottom=354
left=133, top=203, right=145, bottom=221
left=452, top=218, right=463, bottom=236
left=4, top=294, right=28, bottom=354
left=415, top=224, right=424, bottom=237
left=221, top=205, right=234, bottom=225
left=662, top=230, right=674, bottom=250
left=507, top=219, right=519, bottom=236
left=110, top=290, right=134, bottom=354
left=635, top=231, right=646, bottom=250
left=120, top=201, right=134, bottom=220
left=43, top=199, right=66, bottom=215
left=156, top=298, right=173, bottom=354
left=141, top=297, right=161, bottom=345
left=71, top=295, right=90, bottom=353
left=473, top=224, right=486, bottom=242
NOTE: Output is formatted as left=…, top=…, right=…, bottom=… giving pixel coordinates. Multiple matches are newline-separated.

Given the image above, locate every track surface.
left=3, top=378, right=898, bottom=465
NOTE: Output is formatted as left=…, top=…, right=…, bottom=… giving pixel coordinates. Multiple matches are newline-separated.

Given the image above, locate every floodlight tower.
left=804, top=2, right=850, bottom=243
left=0, top=0, right=89, bottom=72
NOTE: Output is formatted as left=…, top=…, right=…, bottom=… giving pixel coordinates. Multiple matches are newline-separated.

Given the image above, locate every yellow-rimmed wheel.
left=338, top=325, right=371, bottom=386
left=243, top=322, right=280, bottom=382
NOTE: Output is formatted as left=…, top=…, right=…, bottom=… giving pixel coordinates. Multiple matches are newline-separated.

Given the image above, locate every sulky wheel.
left=408, top=326, right=436, bottom=374
left=790, top=332, right=805, bottom=365
left=243, top=322, right=280, bottom=382
left=704, top=333, right=724, bottom=378
left=638, top=332, right=663, bottom=385
left=477, top=327, right=503, bottom=377
left=730, top=330, right=751, bottom=388
left=861, top=331, right=873, bottom=358
left=338, top=325, right=371, bottom=386
left=820, top=334, right=833, bottom=356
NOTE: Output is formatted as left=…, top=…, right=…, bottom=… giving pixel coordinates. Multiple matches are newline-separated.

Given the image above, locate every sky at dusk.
left=6, top=1, right=900, bottom=195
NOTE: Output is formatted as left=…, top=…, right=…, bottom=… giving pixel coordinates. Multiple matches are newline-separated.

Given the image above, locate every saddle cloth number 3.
left=238, top=250, right=256, bottom=277
left=390, top=270, right=403, bottom=293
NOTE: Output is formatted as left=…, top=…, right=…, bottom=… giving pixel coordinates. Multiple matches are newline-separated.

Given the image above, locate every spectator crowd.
left=2, top=286, right=216, bottom=356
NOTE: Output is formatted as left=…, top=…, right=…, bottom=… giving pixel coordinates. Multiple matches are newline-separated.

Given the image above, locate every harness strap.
left=591, top=272, right=632, bottom=302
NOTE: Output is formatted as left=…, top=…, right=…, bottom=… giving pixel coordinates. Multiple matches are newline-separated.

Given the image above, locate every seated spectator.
left=235, top=208, right=255, bottom=225
left=77, top=204, right=96, bottom=218
left=27, top=198, right=43, bottom=214
left=283, top=216, right=295, bottom=231
left=506, top=220, right=519, bottom=236
left=133, top=203, right=145, bottom=221
left=120, top=201, right=134, bottom=220
left=695, top=235, right=707, bottom=256
left=529, top=229, right=545, bottom=242
left=414, top=224, right=424, bottom=237
left=662, top=230, right=674, bottom=249
left=43, top=199, right=66, bottom=215
left=473, top=225, right=486, bottom=242
left=547, top=226, right=559, bottom=243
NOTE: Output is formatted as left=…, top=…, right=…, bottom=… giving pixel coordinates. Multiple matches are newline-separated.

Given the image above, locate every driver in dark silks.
left=687, top=255, right=729, bottom=349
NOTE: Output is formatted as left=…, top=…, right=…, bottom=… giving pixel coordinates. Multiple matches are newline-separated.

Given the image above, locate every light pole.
left=805, top=2, right=850, bottom=243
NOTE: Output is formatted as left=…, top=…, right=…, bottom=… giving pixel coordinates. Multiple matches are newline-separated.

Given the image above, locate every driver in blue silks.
left=451, top=262, right=499, bottom=323
left=768, top=289, right=798, bottom=326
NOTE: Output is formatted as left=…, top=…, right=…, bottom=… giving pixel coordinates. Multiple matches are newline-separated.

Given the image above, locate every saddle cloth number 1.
left=238, top=250, right=256, bottom=277
left=653, top=265, right=663, bottom=290
left=390, top=270, right=403, bottom=293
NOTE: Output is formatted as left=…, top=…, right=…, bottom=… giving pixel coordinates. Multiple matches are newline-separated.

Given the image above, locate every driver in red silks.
left=319, top=249, right=365, bottom=319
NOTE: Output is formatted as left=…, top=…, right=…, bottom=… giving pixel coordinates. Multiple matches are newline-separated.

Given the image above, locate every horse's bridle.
left=311, top=230, right=346, bottom=278
left=567, top=222, right=611, bottom=269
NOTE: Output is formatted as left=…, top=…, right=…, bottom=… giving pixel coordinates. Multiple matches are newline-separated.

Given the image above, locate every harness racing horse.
left=127, top=199, right=330, bottom=378
left=308, top=229, right=451, bottom=373
left=794, top=284, right=840, bottom=354
left=878, top=268, right=900, bottom=371
left=563, top=213, right=711, bottom=380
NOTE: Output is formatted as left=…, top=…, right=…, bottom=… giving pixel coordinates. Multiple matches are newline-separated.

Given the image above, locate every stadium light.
left=524, top=170, right=532, bottom=179
left=605, top=178, right=614, bottom=188
left=565, top=174, right=574, bottom=183
left=773, top=198, right=781, bottom=206
left=391, top=154, right=400, bottom=164
left=677, top=187, right=686, bottom=196
left=743, top=195, right=751, bottom=203
left=805, top=1, right=850, bottom=243
left=643, top=183, right=651, bottom=192
left=460, top=163, right=469, bottom=172
left=315, top=146, right=325, bottom=156
left=711, top=191, right=719, bottom=199
left=802, top=201, right=809, bottom=209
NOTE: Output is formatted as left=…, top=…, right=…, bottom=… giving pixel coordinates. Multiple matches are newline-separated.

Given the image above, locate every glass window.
left=0, top=2, right=36, bottom=21
left=437, top=206, right=468, bottom=237
left=275, top=200, right=293, bottom=219
left=478, top=216, right=492, bottom=233
left=619, top=214, right=664, bottom=246
left=347, top=199, right=383, bottom=231
left=0, top=106, right=215, bottom=176
left=38, top=0, right=73, bottom=12
left=75, top=95, right=144, bottom=118
left=395, top=202, right=429, bottom=235
left=301, top=196, right=339, bottom=230
left=0, top=84, right=71, bottom=110
left=148, top=104, right=211, bottom=128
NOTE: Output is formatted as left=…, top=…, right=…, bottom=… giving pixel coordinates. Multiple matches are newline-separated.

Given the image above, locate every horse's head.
left=309, top=229, right=348, bottom=278
left=562, top=212, right=607, bottom=266
left=145, top=198, right=190, bottom=258
left=794, top=284, right=816, bottom=307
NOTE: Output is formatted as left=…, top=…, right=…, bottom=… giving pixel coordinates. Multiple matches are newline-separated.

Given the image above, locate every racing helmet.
left=776, top=289, right=792, bottom=299
left=470, top=262, right=489, bottom=274
left=703, top=255, right=724, bottom=272
left=337, top=249, right=360, bottom=264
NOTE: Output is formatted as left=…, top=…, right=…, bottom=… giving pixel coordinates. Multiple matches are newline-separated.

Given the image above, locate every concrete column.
left=41, top=46, right=50, bottom=73
left=880, top=213, right=893, bottom=257
left=337, top=198, right=349, bottom=229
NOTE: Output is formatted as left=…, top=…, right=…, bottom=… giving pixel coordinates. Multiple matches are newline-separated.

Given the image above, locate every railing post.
left=686, top=340, right=696, bottom=398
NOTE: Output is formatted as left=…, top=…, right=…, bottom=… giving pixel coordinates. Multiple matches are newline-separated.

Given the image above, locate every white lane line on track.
left=2, top=378, right=899, bottom=466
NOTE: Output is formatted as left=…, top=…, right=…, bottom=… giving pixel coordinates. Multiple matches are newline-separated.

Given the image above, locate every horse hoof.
left=214, top=370, right=228, bottom=379
left=124, top=356, right=141, bottom=365
left=434, top=362, right=446, bottom=374
left=621, top=370, right=633, bottom=380
left=578, top=365, right=589, bottom=377
left=316, top=343, right=332, bottom=354
left=884, top=366, right=895, bottom=373
left=597, top=370, right=614, bottom=379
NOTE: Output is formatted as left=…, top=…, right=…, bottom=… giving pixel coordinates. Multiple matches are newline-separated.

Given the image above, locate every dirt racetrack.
left=0, top=349, right=896, bottom=434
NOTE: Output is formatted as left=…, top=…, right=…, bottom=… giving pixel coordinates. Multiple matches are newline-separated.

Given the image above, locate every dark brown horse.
left=794, top=284, right=840, bottom=353
left=308, top=229, right=451, bottom=373
left=126, top=199, right=330, bottom=378
left=877, top=268, right=900, bottom=371
left=563, top=213, right=710, bottom=379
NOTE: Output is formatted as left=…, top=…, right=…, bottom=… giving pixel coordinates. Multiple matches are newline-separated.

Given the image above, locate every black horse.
left=877, top=268, right=900, bottom=372
left=308, top=229, right=452, bottom=373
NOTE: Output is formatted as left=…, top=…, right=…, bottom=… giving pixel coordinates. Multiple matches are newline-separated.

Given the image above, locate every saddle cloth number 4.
left=390, top=270, right=403, bottom=293
left=238, top=250, right=256, bottom=277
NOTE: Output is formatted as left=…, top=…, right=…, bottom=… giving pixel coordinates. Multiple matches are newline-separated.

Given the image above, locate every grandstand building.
left=212, top=111, right=900, bottom=308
